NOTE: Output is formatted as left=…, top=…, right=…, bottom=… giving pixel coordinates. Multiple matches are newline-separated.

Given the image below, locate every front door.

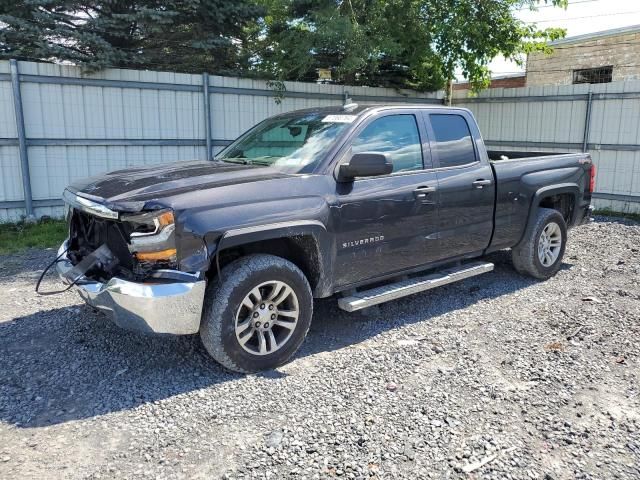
left=332, top=111, right=440, bottom=287
left=424, top=111, right=495, bottom=259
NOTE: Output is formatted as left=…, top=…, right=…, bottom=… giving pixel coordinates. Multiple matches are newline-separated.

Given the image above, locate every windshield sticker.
left=322, top=114, right=357, bottom=123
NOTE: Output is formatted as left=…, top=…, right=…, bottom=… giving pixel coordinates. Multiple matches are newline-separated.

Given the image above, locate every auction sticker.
left=322, top=114, right=357, bottom=123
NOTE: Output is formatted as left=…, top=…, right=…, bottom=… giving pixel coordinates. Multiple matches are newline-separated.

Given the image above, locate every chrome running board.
left=338, top=261, right=494, bottom=312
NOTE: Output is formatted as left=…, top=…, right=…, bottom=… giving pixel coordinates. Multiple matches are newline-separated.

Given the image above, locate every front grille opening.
left=67, top=209, right=136, bottom=281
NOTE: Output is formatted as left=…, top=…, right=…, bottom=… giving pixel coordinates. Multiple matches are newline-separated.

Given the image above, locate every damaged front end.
left=56, top=189, right=206, bottom=334
left=64, top=190, right=180, bottom=283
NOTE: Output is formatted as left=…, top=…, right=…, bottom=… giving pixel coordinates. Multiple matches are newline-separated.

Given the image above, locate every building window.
left=573, top=66, right=613, bottom=84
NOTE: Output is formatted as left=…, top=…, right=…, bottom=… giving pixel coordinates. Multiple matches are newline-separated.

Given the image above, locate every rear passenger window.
left=351, top=115, right=423, bottom=173
left=430, top=114, right=476, bottom=167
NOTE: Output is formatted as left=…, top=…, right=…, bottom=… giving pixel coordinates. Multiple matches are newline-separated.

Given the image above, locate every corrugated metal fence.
left=1, top=59, right=639, bottom=221
left=0, top=60, right=442, bottom=221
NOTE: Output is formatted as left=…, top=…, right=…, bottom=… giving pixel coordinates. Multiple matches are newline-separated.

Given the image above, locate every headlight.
left=124, top=210, right=177, bottom=263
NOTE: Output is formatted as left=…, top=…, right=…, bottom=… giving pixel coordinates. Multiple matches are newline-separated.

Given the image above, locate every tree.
left=250, top=0, right=446, bottom=91
left=251, top=0, right=567, bottom=93
left=0, top=1, right=264, bottom=74
left=424, top=0, right=567, bottom=102
left=0, top=1, right=569, bottom=95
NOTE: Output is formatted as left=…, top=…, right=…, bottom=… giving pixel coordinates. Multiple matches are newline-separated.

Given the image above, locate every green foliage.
left=593, top=208, right=640, bottom=223
left=425, top=0, right=567, bottom=93
left=0, top=218, right=68, bottom=255
left=265, top=79, right=287, bottom=104
left=252, top=0, right=567, bottom=92
left=251, top=0, right=446, bottom=90
left=0, top=1, right=264, bottom=74
left=0, top=0, right=569, bottom=93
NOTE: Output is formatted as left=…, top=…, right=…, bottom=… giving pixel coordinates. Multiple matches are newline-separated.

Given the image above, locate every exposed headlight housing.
left=123, top=210, right=177, bottom=264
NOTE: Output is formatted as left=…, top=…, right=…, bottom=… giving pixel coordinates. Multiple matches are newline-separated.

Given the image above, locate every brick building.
left=526, top=24, right=640, bottom=86
left=453, top=73, right=526, bottom=91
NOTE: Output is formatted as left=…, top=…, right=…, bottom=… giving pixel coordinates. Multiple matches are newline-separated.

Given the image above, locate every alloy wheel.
left=234, top=280, right=299, bottom=355
left=537, top=222, right=562, bottom=267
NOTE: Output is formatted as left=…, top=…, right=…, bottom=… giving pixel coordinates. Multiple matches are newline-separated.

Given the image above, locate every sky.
left=485, top=0, right=640, bottom=77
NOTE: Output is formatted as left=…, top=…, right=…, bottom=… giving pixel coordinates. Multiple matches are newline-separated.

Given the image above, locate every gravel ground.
left=0, top=216, right=639, bottom=480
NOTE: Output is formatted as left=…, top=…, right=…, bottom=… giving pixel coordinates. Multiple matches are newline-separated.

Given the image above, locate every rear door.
left=332, top=110, right=440, bottom=287
left=423, top=110, right=495, bottom=259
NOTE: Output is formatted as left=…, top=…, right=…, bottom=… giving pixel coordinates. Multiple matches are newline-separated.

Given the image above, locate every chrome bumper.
left=55, top=242, right=206, bottom=334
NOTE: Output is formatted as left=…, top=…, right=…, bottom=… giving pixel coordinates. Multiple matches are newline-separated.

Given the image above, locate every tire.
left=200, top=254, right=313, bottom=373
left=511, top=207, right=567, bottom=280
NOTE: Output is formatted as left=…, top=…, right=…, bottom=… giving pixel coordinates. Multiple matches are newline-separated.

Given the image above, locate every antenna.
left=342, top=90, right=358, bottom=111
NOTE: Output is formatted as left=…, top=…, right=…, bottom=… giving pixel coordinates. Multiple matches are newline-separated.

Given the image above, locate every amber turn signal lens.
left=135, top=248, right=177, bottom=262
left=157, top=211, right=174, bottom=228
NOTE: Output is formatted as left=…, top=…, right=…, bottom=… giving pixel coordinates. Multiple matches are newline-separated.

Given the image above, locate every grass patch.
left=593, top=208, right=640, bottom=223
left=0, top=219, right=68, bottom=255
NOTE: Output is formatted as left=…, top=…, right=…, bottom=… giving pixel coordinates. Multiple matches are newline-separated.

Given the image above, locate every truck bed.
left=487, top=150, right=576, bottom=161
left=487, top=150, right=592, bottom=251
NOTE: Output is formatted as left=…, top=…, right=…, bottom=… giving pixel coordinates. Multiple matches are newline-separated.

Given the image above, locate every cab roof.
left=273, top=103, right=467, bottom=119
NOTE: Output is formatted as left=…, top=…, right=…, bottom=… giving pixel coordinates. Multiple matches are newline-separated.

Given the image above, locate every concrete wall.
left=527, top=31, right=640, bottom=86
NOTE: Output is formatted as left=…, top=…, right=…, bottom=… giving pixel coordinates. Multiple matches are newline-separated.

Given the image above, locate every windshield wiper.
left=248, top=160, right=272, bottom=166
left=215, top=156, right=275, bottom=166
left=216, top=158, right=249, bottom=165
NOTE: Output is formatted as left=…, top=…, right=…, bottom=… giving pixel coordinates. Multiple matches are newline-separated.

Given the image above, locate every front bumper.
left=55, top=242, right=206, bottom=334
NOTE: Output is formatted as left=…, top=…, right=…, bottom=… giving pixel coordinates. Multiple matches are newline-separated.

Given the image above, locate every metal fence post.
left=202, top=72, right=212, bottom=160
left=582, top=91, right=593, bottom=153
left=9, top=59, right=35, bottom=218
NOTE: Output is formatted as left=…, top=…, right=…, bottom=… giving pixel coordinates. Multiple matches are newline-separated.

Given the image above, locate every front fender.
left=218, top=220, right=329, bottom=250
left=176, top=193, right=331, bottom=270
left=213, top=220, right=334, bottom=298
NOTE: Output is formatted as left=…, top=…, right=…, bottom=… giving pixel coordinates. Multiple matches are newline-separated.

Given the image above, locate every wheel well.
left=539, top=193, right=574, bottom=224
left=211, top=235, right=323, bottom=292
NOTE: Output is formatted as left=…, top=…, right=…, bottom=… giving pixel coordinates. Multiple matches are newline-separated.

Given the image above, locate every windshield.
left=215, top=111, right=357, bottom=173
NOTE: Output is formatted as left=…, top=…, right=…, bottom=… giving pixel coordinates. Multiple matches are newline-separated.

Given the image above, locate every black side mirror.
left=337, top=152, right=392, bottom=182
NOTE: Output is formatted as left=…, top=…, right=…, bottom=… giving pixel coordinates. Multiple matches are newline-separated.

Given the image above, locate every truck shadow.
left=0, top=251, right=565, bottom=428
left=303, top=250, right=567, bottom=358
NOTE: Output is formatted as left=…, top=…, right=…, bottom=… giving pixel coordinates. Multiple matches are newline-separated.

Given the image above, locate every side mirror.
left=337, top=152, right=393, bottom=182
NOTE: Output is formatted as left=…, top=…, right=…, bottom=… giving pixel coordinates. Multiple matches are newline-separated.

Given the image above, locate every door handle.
left=414, top=185, right=437, bottom=199
left=472, top=179, right=492, bottom=188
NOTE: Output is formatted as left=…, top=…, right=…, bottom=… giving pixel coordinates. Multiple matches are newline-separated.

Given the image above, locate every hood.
left=67, top=160, right=295, bottom=208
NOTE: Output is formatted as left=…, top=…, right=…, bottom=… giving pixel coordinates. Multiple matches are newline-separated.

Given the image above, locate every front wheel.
left=200, top=254, right=313, bottom=373
left=511, top=207, right=567, bottom=280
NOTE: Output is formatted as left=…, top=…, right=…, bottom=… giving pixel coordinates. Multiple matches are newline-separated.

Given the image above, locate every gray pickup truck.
left=55, top=104, right=595, bottom=372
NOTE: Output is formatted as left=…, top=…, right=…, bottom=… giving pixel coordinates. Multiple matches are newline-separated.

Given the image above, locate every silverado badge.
left=342, top=235, right=385, bottom=249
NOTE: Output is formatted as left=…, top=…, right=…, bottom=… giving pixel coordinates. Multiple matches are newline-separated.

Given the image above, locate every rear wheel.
left=512, top=207, right=567, bottom=280
left=200, top=254, right=313, bottom=373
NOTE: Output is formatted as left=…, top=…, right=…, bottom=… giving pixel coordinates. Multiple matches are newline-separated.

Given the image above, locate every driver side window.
left=351, top=114, right=424, bottom=174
